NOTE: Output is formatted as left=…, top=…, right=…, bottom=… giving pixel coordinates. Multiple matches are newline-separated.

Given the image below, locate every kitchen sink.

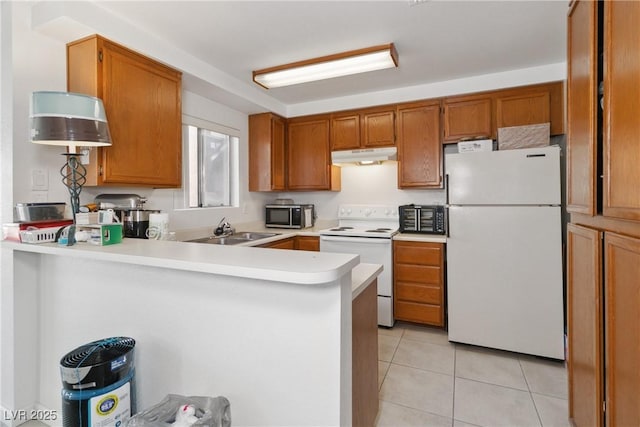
left=233, top=231, right=280, bottom=240
left=186, top=231, right=280, bottom=245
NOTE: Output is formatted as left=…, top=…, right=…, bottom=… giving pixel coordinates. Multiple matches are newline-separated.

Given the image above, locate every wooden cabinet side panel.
left=396, top=102, right=442, bottom=189
left=604, top=232, right=640, bottom=427
left=249, top=114, right=271, bottom=191
left=567, top=0, right=599, bottom=215
left=271, top=117, right=286, bottom=190
left=443, top=97, right=493, bottom=142
left=287, top=118, right=331, bottom=190
left=352, top=281, right=379, bottom=427
left=603, top=1, right=640, bottom=221
left=67, top=36, right=102, bottom=185
left=567, top=223, right=603, bottom=427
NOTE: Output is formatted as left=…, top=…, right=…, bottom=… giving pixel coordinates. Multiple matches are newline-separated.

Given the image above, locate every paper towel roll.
left=147, top=213, right=169, bottom=240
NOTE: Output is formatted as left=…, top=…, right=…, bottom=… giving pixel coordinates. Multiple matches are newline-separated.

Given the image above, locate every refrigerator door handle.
left=526, top=153, right=546, bottom=158
left=445, top=173, right=450, bottom=206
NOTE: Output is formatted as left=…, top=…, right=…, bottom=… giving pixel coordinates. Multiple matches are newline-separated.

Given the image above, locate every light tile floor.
left=376, top=322, right=570, bottom=427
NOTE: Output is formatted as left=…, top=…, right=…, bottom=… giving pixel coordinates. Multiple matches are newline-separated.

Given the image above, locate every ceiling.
left=91, top=0, right=567, bottom=108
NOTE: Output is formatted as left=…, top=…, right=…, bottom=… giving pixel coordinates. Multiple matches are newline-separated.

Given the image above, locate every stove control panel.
left=337, top=204, right=399, bottom=220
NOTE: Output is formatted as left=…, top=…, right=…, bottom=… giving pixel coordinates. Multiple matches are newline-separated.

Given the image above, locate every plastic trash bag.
left=126, top=394, right=231, bottom=427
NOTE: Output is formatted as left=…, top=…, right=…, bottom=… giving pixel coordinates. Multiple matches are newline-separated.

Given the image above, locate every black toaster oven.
left=399, top=204, right=446, bottom=234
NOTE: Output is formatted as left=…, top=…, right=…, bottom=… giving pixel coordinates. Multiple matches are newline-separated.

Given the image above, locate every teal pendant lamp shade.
left=29, top=91, right=112, bottom=223
left=30, top=91, right=112, bottom=151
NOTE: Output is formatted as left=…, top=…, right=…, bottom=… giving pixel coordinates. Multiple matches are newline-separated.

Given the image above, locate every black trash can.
left=60, top=337, right=136, bottom=427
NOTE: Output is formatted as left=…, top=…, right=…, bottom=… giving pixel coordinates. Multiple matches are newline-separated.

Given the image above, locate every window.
left=183, top=117, right=239, bottom=208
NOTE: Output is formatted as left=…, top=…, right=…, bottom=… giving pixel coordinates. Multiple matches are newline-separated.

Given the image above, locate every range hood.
left=331, top=146, right=397, bottom=165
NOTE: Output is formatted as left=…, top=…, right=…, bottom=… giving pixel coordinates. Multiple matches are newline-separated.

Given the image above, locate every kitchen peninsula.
left=2, top=239, right=380, bottom=426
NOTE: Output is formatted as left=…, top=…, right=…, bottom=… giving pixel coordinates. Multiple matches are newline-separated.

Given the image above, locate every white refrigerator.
left=445, top=146, right=565, bottom=360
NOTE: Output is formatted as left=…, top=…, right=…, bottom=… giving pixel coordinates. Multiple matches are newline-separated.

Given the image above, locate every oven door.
left=320, top=235, right=394, bottom=327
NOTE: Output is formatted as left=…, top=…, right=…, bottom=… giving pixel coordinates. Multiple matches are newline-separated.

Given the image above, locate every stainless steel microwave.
left=265, top=204, right=315, bottom=229
left=399, top=204, right=446, bottom=234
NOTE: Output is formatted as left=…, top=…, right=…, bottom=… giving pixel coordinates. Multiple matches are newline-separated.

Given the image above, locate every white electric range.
left=319, top=204, right=399, bottom=327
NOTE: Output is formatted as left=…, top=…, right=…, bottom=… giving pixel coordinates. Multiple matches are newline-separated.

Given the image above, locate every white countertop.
left=3, top=238, right=359, bottom=285
left=393, top=233, right=447, bottom=244
left=351, top=263, right=383, bottom=300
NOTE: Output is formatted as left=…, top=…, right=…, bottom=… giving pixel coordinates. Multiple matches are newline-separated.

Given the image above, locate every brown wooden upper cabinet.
left=249, top=113, right=286, bottom=192
left=602, top=0, right=640, bottom=222
left=442, top=95, right=492, bottom=142
left=330, top=106, right=395, bottom=150
left=495, top=82, right=565, bottom=136
left=566, top=0, right=599, bottom=216
left=442, top=82, right=564, bottom=144
left=396, top=100, right=442, bottom=189
left=67, top=35, right=182, bottom=187
left=287, top=115, right=340, bottom=191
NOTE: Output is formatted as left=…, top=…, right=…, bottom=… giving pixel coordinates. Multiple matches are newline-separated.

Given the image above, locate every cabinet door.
left=260, top=237, right=296, bottom=249
left=396, top=101, right=442, bottom=188
left=603, top=1, right=640, bottom=221
left=331, top=113, right=360, bottom=151
left=567, top=223, right=603, bottom=427
left=100, top=44, right=182, bottom=186
left=443, top=96, right=492, bottom=142
left=67, top=36, right=182, bottom=187
left=288, top=117, right=335, bottom=190
left=295, top=236, right=319, bottom=251
left=249, top=113, right=286, bottom=191
left=567, top=0, right=599, bottom=215
left=604, top=232, right=640, bottom=426
left=362, top=109, right=395, bottom=147
left=495, top=90, right=550, bottom=131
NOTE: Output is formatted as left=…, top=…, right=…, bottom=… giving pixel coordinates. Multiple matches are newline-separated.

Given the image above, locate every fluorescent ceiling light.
left=253, top=43, right=398, bottom=89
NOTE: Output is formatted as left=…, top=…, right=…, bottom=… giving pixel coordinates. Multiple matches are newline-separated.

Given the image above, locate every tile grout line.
left=519, top=357, right=544, bottom=427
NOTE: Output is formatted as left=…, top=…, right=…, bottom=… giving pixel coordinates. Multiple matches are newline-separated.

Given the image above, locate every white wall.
left=277, top=163, right=446, bottom=220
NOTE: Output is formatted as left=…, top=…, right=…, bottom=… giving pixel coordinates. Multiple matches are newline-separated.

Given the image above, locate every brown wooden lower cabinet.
left=295, top=236, right=320, bottom=251
left=567, top=222, right=640, bottom=426
left=393, top=240, right=445, bottom=327
left=567, top=223, right=603, bottom=427
left=257, top=236, right=319, bottom=251
left=352, top=280, right=379, bottom=427
left=257, top=237, right=296, bottom=249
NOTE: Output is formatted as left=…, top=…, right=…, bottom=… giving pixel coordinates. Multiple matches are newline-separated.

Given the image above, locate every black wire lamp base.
left=60, top=153, right=87, bottom=222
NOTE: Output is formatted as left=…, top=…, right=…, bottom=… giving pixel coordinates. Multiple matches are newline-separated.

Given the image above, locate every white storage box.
left=498, top=122, right=550, bottom=150
left=458, top=139, right=494, bottom=153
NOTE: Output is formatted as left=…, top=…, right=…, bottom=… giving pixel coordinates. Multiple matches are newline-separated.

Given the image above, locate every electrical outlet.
left=80, top=148, right=91, bottom=165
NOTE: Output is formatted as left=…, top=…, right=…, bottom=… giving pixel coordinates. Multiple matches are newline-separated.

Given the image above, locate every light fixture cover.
left=253, top=43, right=399, bottom=89
left=30, top=91, right=112, bottom=149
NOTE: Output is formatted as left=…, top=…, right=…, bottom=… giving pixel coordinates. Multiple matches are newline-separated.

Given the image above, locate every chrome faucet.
left=214, top=217, right=234, bottom=236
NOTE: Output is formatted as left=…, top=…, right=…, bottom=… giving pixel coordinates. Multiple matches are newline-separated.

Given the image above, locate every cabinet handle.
left=98, top=50, right=103, bottom=62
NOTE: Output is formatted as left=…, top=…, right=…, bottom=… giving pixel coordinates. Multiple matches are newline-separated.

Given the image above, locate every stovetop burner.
left=329, top=226, right=354, bottom=231
left=366, top=228, right=392, bottom=232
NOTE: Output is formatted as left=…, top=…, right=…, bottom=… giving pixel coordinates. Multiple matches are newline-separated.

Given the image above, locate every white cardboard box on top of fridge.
left=498, top=122, right=550, bottom=150
left=458, top=139, right=494, bottom=153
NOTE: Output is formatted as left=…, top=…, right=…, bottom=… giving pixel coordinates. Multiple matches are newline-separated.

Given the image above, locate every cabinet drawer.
left=395, top=282, right=441, bottom=305
left=395, top=264, right=441, bottom=285
left=394, top=301, right=443, bottom=326
left=394, top=242, right=442, bottom=265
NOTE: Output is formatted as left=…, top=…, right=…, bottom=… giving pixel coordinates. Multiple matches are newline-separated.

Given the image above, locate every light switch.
left=80, top=148, right=91, bottom=165
left=31, top=169, right=48, bottom=191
